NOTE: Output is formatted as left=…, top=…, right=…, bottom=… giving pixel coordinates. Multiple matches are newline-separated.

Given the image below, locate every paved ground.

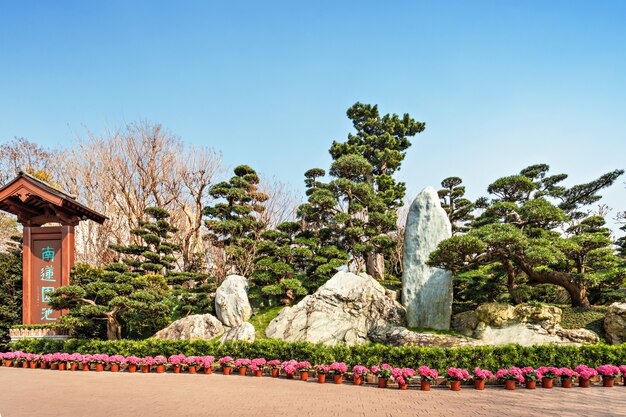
left=1, top=367, right=625, bottom=417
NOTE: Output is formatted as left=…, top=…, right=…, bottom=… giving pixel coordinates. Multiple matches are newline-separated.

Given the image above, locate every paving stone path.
left=0, top=367, right=624, bottom=417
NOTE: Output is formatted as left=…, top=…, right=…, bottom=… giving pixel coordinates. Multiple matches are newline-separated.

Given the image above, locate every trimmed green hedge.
left=10, top=338, right=626, bottom=370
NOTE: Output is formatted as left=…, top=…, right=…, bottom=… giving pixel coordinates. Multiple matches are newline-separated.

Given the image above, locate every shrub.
left=9, top=338, right=626, bottom=370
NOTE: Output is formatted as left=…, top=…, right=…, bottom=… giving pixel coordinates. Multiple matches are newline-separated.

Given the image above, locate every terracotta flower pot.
left=95, top=364, right=104, bottom=372
left=156, top=364, right=165, bottom=374
left=141, top=365, right=150, bottom=373
left=603, top=377, right=615, bottom=387
left=82, top=364, right=90, bottom=371
left=398, top=383, right=408, bottom=390
left=271, top=368, right=279, bottom=378
left=541, top=377, right=553, bottom=388
left=238, top=367, right=247, bottom=376
left=377, top=378, right=388, bottom=388
left=450, top=380, right=461, bottom=391
left=354, top=375, right=363, bottom=385
left=41, top=362, right=48, bottom=369
left=173, top=365, right=181, bottom=374
left=70, top=363, right=79, bottom=371
left=561, top=378, right=572, bottom=388
left=255, top=370, right=263, bottom=377
left=29, top=362, right=38, bottom=369
left=578, top=377, right=590, bottom=388
left=286, top=373, right=294, bottom=379
left=525, top=380, right=536, bottom=389
left=317, top=373, right=326, bottom=383
left=223, top=366, right=232, bottom=375
left=300, top=371, right=308, bottom=381
left=23, top=361, right=29, bottom=368
left=110, top=364, right=120, bottom=372
left=58, top=363, right=67, bottom=371
left=420, top=380, right=430, bottom=391
left=333, top=374, right=343, bottom=384
left=51, top=363, right=58, bottom=370
left=3, top=360, right=12, bottom=367
left=204, top=367, right=213, bottom=375
left=474, top=379, right=485, bottom=390
left=505, top=380, right=516, bottom=390
left=189, top=366, right=197, bottom=374
left=128, top=365, right=137, bottom=373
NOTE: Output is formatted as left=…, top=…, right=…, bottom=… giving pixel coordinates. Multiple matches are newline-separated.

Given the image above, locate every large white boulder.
left=402, top=186, right=453, bottom=330
left=153, top=314, right=224, bottom=340
left=265, top=271, right=405, bottom=345
left=215, top=274, right=252, bottom=327
left=220, top=322, right=256, bottom=343
left=604, top=302, right=626, bottom=344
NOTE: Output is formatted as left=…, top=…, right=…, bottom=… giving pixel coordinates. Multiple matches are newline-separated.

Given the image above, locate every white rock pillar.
left=402, top=186, right=453, bottom=330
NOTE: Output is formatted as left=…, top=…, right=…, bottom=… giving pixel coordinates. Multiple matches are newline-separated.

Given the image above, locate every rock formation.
left=604, top=302, right=626, bottom=344
left=215, top=274, right=252, bottom=327
left=453, top=303, right=599, bottom=346
left=402, top=186, right=453, bottom=330
left=265, top=271, right=405, bottom=345
left=220, top=322, right=255, bottom=343
left=153, top=314, right=224, bottom=340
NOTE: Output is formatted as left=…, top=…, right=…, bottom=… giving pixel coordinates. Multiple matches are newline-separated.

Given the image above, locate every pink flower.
left=126, top=356, right=141, bottom=365
left=296, top=361, right=311, bottom=371
left=219, top=356, right=234, bottom=366
left=202, top=356, right=215, bottom=368
left=185, top=356, right=202, bottom=366
left=252, top=358, right=266, bottom=367
left=352, top=365, right=369, bottom=376
left=446, top=367, right=470, bottom=381
left=558, top=367, right=578, bottom=379
left=330, top=362, right=348, bottom=375
left=418, top=366, right=439, bottom=381
left=574, top=364, right=598, bottom=380
left=596, top=365, right=621, bottom=378
left=536, top=366, right=561, bottom=379
left=281, top=360, right=298, bottom=375
left=140, top=356, right=155, bottom=366
left=472, top=367, right=494, bottom=380
left=371, top=365, right=380, bottom=374
left=267, top=359, right=281, bottom=368
left=234, top=358, right=252, bottom=368
left=316, top=365, right=330, bottom=374
left=496, top=367, right=524, bottom=383
left=619, top=365, right=626, bottom=375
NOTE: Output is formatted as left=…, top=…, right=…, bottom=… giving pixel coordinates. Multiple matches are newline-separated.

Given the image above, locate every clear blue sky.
left=1, top=1, right=624, bottom=230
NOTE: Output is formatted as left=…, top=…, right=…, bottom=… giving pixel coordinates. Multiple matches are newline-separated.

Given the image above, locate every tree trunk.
left=105, top=314, right=122, bottom=340
left=519, top=263, right=590, bottom=307
left=365, top=253, right=385, bottom=280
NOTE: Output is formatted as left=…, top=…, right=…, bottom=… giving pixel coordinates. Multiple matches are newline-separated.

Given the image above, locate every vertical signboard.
left=22, top=226, right=72, bottom=324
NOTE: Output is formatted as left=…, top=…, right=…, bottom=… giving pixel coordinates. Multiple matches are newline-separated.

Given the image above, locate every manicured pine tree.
left=438, top=177, right=474, bottom=234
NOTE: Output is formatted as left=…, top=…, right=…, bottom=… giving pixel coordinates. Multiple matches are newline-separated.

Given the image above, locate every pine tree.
left=438, top=177, right=474, bottom=234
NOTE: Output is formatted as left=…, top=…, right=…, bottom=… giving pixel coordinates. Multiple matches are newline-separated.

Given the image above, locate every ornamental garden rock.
left=215, top=275, right=252, bottom=327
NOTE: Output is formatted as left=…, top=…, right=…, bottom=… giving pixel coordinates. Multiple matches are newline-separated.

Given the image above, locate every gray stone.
left=215, top=274, right=252, bottom=327
left=153, top=314, right=224, bottom=340
left=604, top=302, right=626, bottom=344
left=369, top=325, right=477, bottom=347
left=220, top=322, right=255, bottom=343
left=265, top=271, right=405, bottom=345
left=402, top=187, right=453, bottom=330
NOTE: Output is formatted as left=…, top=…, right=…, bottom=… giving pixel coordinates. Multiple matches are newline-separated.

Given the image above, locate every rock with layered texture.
left=220, top=322, right=255, bottom=343
left=402, top=186, right=453, bottom=330
left=265, top=271, right=405, bottom=345
left=604, top=302, right=626, bottom=344
left=153, top=314, right=224, bottom=340
left=369, top=325, right=478, bottom=347
left=215, top=274, right=252, bottom=327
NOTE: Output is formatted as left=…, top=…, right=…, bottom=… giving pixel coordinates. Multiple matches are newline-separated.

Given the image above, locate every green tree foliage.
left=438, top=177, right=474, bottom=234
left=203, top=165, right=268, bottom=278
left=300, top=103, right=424, bottom=279
left=428, top=164, right=624, bottom=307
left=0, top=238, right=22, bottom=348
left=48, top=207, right=179, bottom=340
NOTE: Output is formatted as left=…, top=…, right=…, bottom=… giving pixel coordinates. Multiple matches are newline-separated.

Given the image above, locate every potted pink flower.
left=14, top=351, right=27, bottom=368
left=392, top=367, right=416, bottom=390
left=90, top=354, right=109, bottom=372
left=446, top=367, right=470, bottom=391
left=352, top=365, right=369, bottom=386
left=234, top=358, right=251, bottom=376
left=471, top=367, right=493, bottom=390
left=185, top=356, right=202, bottom=374
left=558, top=367, right=578, bottom=388
left=520, top=367, right=539, bottom=389
left=1, top=352, right=12, bottom=367
left=168, top=354, right=185, bottom=373
left=152, top=355, right=167, bottom=373
left=80, top=354, right=92, bottom=371
left=372, top=364, right=393, bottom=388
left=219, top=356, right=234, bottom=375
left=596, top=365, right=621, bottom=387
left=30, top=354, right=42, bottom=369
left=67, top=353, right=81, bottom=371
left=201, top=356, right=215, bottom=374
left=108, top=355, right=126, bottom=372
left=496, top=367, right=524, bottom=390
left=126, top=356, right=141, bottom=373
left=329, top=362, right=347, bottom=384
left=281, top=360, right=298, bottom=379
left=574, top=365, right=597, bottom=388
left=316, top=365, right=330, bottom=383
left=140, top=356, right=155, bottom=373
left=418, top=366, right=438, bottom=391
left=58, top=353, right=70, bottom=370
left=267, top=359, right=281, bottom=378
left=251, top=358, right=266, bottom=377
left=536, top=366, right=561, bottom=389
left=42, top=353, right=53, bottom=369
left=296, top=361, right=311, bottom=381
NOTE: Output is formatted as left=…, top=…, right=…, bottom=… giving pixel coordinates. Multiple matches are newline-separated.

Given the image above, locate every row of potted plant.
left=2, top=351, right=626, bottom=390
